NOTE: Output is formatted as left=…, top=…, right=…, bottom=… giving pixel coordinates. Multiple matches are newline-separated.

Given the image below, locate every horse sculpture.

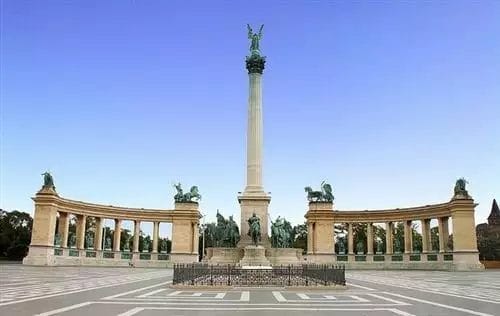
left=305, top=181, right=334, bottom=202
left=173, top=183, right=201, bottom=202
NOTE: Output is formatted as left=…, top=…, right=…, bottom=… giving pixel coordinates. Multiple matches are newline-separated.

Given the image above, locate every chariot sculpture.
left=173, top=183, right=201, bottom=203
left=305, top=181, right=334, bottom=202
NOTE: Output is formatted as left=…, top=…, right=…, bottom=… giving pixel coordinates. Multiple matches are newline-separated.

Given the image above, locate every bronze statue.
left=454, top=178, right=470, bottom=197
left=247, top=212, right=261, bottom=246
left=41, top=171, right=55, bottom=190
left=271, top=216, right=293, bottom=248
left=247, top=24, right=264, bottom=56
left=173, top=183, right=202, bottom=203
left=305, top=181, right=334, bottom=202
left=213, top=211, right=240, bottom=247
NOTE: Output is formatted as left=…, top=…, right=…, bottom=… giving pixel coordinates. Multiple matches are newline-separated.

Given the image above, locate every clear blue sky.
left=1, top=1, right=499, bottom=236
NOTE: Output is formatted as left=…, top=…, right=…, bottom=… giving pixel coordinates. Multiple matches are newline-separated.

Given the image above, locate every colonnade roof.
left=33, top=191, right=200, bottom=222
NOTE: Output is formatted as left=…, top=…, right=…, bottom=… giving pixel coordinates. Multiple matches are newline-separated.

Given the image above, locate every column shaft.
left=133, top=220, right=140, bottom=252
left=113, top=219, right=122, bottom=252
left=347, top=223, right=354, bottom=255
left=152, top=222, right=159, bottom=253
left=58, top=212, right=70, bottom=248
left=76, top=215, right=87, bottom=250
left=421, top=219, right=431, bottom=253
left=438, top=217, right=449, bottom=253
left=367, top=223, right=374, bottom=255
left=192, top=222, right=199, bottom=255
left=385, top=222, right=393, bottom=254
left=94, top=217, right=103, bottom=251
left=404, top=220, right=413, bottom=254
left=245, top=73, right=264, bottom=193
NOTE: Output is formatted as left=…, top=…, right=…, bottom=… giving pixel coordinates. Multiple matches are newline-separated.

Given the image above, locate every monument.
left=237, top=24, right=272, bottom=248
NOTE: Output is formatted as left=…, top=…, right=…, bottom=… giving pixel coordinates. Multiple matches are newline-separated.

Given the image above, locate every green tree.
left=0, top=209, right=33, bottom=260
left=293, top=222, right=307, bottom=253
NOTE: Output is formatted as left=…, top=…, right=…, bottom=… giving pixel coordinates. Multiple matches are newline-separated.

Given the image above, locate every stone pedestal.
left=239, top=245, right=271, bottom=267
left=267, top=248, right=301, bottom=266
left=237, top=195, right=271, bottom=248
left=208, top=247, right=243, bottom=265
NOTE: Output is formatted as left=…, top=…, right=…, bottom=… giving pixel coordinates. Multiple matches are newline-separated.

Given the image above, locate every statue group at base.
left=213, top=211, right=240, bottom=247
left=271, top=216, right=294, bottom=248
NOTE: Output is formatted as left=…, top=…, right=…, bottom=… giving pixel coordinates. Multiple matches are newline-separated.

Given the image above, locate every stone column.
left=438, top=217, right=449, bottom=253
left=367, top=223, right=374, bottom=255
left=385, top=222, right=393, bottom=254
left=94, top=217, right=103, bottom=251
left=244, top=70, right=265, bottom=195
left=404, top=220, right=413, bottom=254
left=192, top=222, right=199, bottom=255
left=152, top=222, right=159, bottom=253
left=421, top=219, right=431, bottom=253
left=76, top=214, right=86, bottom=250
left=113, top=219, right=122, bottom=252
left=307, top=222, right=314, bottom=254
left=58, top=212, right=70, bottom=248
left=133, top=220, right=140, bottom=253
left=347, top=223, right=354, bottom=255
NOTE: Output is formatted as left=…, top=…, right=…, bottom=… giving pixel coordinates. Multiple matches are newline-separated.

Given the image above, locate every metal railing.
left=173, top=263, right=345, bottom=286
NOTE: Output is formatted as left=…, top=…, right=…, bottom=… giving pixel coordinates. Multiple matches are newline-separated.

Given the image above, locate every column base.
left=23, top=245, right=55, bottom=266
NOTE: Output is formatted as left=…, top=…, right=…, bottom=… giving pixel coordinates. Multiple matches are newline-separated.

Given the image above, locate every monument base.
left=239, top=245, right=271, bottom=267
left=267, top=248, right=303, bottom=266
left=207, top=247, right=243, bottom=265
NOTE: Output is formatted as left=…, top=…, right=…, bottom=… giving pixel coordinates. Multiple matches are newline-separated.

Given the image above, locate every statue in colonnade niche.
left=247, top=212, right=261, bottom=246
left=85, top=232, right=94, bottom=249
left=142, top=238, right=149, bottom=252
left=104, top=236, right=112, bottom=250
left=160, top=239, right=167, bottom=253
left=173, top=183, right=202, bottom=202
left=305, top=181, right=334, bottom=202
left=337, top=237, right=346, bottom=254
left=394, top=238, right=402, bottom=253
left=376, top=239, right=384, bottom=254
left=69, top=233, right=76, bottom=248
left=356, top=240, right=365, bottom=254
left=123, top=235, right=131, bottom=251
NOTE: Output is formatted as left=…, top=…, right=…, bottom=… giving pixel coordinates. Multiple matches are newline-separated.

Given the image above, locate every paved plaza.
left=1, top=265, right=499, bottom=316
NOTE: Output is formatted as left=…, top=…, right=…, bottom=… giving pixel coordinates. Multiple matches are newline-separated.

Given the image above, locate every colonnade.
left=23, top=185, right=200, bottom=266
left=305, top=196, right=483, bottom=270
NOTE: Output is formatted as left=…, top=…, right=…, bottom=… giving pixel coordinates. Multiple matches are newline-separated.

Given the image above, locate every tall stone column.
left=58, top=212, right=70, bottom=248
left=421, top=219, right=431, bottom=253
left=152, top=222, right=159, bottom=253
left=347, top=223, right=354, bottom=255
left=133, top=220, right=140, bottom=252
left=76, top=214, right=86, bottom=250
left=438, top=217, right=449, bottom=253
left=238, top=48, right=271, bottom=247
left=113, top=219, right=122, bottom=252
left=385, top=222, right=393, bottom=254
left=367, top=223, right=374, bottom=255
left=94, top=217, right=103, bottom=251
left=404, top=220, right=413, bottom=254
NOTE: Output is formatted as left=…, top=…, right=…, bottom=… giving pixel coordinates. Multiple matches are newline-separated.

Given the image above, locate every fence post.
left=210, top=264, right=213, bottom=286
left=228, top=264, right=231, bottom=286
left=288, top=265, right=291, bottom=286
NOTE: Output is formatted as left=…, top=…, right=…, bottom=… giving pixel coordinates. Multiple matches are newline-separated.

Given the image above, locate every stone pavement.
left=1, top=265, right=499, bottom=315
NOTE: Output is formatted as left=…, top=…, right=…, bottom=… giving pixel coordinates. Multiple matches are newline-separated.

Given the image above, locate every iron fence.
left=173, top=263, right=345, bottom=286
